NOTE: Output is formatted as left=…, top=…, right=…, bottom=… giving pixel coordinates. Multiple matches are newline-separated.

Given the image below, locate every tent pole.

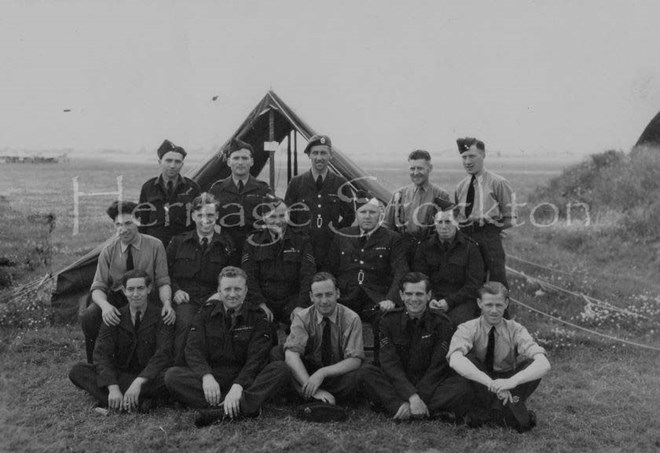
left=293, top=131, right=298, bottom=176
left=287, top=131, right=292, bottom=182
left=268, top=110, right=275, bottom=189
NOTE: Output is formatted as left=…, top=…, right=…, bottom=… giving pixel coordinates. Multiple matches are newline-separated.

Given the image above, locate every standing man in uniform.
left=69, top=270, right=174, bottom=412
left=285, top=134, right=355, bottom=270
left=358, top=272, right=472, bottom=421
left=137, top=139, right=201, bottom=246
left=448, top=282, right=550, bottom=432
left=165, top=267, right=291, bottom=427
left=454, top=137, right=516, bottom=288
left=242, top=197, right=316, bottom=334
left=167, top=193, right=236, bottom=363
left=383, top=149, right=452, bottom=267
left=415, top=209, right=485, bottom=326
left=209, top=138, right=273, bottom=258
left=79, top=201, right=175, bottom=364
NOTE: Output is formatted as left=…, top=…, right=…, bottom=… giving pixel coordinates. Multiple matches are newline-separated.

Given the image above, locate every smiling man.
left=164, top=266, right=291, bottom=427
left=137, top=139, right=201, bottom=246
left=358, top=272, right=472, bottom=421
left=79, top=200, right=174, bottom=363
left=448, top=282, right=550, bottom=432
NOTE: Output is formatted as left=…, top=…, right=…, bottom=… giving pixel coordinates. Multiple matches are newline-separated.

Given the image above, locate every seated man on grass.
left=164, top=266, right=291, bottom=427
left=448, top=282, right=551, bottom=432
left=69, top=270, right=174, bottom=412
left=358, top=272, right=472, bottom=421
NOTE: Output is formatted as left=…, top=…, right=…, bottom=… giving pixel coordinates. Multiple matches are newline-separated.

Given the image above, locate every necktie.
left=201, top=237, right=209, bottom=254
left=465, top=175, right=476, bottom=219
left=485, top=326, right=495, bottom=374
left=316, top=175, right=323, bottom=191
left=167, top=181, right=174, bottom=199
left=321, top=316, right=332, bottom=367
left=134, top=311, right=142, bottom=332
left=126, top=244, right=134, bottom=271
left=237, top=180, right=244, bottom=193
left=225, top=308, right=235, bottom=331
left=358, top=234, right=367, bottom=249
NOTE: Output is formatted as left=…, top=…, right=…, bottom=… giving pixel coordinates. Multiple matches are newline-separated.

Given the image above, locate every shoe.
left=194, top=408, right=226, bottom=428
left=528, top=410, right=537, bottom=428
left=463, top=408, right=491, bottom=428
left=296, top=402, right=348, bottom=423
left=432, top=411, right=457, bottom=424
left=506, top=401, right=532, bottom=433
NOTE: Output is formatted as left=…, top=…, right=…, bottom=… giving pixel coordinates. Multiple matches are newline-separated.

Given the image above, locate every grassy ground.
left=1, top=156, right=660, bottom=452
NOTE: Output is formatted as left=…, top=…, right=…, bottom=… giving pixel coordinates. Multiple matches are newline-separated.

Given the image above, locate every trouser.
left=68, top=362, right=168, bottom=407
left=358, top=364, right=473, bottom=417
left=269, top=345, right=362, bottom=403
left=447, top=300, right=479, bottom=327
left=164, top=361, right=291, bottom=413
left=461, top=224, right=508, bottom=289
left=78, top=291, right=130, bottom=364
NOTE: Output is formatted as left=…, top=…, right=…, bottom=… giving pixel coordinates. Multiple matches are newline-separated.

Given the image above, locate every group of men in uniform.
left=69, top=134, right=549, bottom=433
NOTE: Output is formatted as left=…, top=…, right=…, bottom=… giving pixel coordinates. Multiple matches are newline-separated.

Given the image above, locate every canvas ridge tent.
left=51, top=90, right=392, bottom=323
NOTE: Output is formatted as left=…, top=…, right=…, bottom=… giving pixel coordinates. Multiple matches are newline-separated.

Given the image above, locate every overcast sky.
left=2, top=0, right=660, bottom=159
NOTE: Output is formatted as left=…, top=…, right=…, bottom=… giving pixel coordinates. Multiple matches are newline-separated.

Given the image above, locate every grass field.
left=1, top=156, right=659, bottom=452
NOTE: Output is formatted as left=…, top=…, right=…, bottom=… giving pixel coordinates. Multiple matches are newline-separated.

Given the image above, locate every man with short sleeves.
left=448, top=282, right=551, bottom=432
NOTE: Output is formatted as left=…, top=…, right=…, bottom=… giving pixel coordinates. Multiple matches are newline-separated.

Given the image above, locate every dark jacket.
left=327, top=226, right=408, bottom=305
left=137, top=175, right=201, bottom=245
left=379, top=308, right=454, bottom=402
left=284, top=170, right=355, bottom=269
left=94, top=303, right=174, bottom=387
left=184, top=299, right=272, bottom=388
left=166, top=230, right=237, bottom=304
left=413, top=231, right=484, bottom=310
left=241, top=228, right=316, bottom=310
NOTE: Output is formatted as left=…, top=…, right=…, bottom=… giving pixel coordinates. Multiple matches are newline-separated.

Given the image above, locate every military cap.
left=456, top=137, right=485, bottom=154
left=303, top=134, right=332, bottom=155
left=226, top=138, right=254, bottom=157
left=352, top=189, right=380, bottom=211
left=157, top=139, right=187, bottom=159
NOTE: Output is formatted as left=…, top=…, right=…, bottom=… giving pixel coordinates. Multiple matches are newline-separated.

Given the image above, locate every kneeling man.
left=448, top=282, right=550, bottom=432
left=69, top=270, right=174, bottom=412
left=165, top=266, right=291, bottom=426
left=359, top=272, right=472, bottom=421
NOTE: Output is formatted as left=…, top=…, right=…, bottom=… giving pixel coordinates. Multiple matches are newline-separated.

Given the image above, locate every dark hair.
left=226, top=138, right=254, bottom=157
left=121, top=269, right=151, bottom=287
left=217, top=266, right=248, bottom=285
left=399, top=272, right=431, bottom=293
left=478, top=281, right=508, bottom=299
left=408, top=149, right=431, bottom=161
left=310, top=272, right=338, bottom=291
left=106, top=200, right=138, bottom=221
left=191, top=193, right=220, bottom=213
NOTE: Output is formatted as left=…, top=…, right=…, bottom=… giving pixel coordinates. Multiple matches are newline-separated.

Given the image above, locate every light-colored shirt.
left=284, top=303, right=365, bottom=367
left=91, top=233, right=170, bottom=293
left=383, top=182, right=450, bottom=234
left=454, top=169, right=516, bottom=226
left=447, top=316, right=546, bottom=373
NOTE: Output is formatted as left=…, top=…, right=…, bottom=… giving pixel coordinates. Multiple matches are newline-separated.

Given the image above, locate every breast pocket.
left=232, top=327, right=254, bottom=360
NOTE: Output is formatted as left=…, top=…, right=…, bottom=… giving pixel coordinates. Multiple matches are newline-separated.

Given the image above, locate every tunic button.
left=318, top=204, right=322, bottom=208
left=360, top=260, right=364, bottom=264
left=317, top=194, right=322, bottom=198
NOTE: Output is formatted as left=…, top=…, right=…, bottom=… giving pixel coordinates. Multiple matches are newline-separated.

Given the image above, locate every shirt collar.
left=231, top=175, right=249, bottom=187
left=158, top=174, right=182, bottom=189
left=479, top=315, right=506, bottom=335
left=120, top=234, right=142, bottom=253
left=197, top=231, right=214, bottom=243
left=414, top=181, right=431, bottom=193
left=315, top=305, right=338, bottom=324
left=310, top=168, right=329, bottom=181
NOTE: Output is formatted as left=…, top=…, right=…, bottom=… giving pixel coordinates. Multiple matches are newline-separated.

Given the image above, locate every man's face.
left=434, top=210, right=457, bottom=241
left=400, top=281, right=430, bottom=318
left=309, top=145, right=332, bottom=174
left=356, top=203, right=382, bottom=232
left=477, top=292, right=509, bottom=326
left=159, top=151, right=185, bottom=180
left=408, top=158, right=432, bottom=186
left=192, top=203, right=218, bottom=236
left=114, top=213, right=140, bottom=244
left=218, top=275, right=248, bottom=311
left=461, top=146, right=485, bottom=175
left=310, top=279, right=339, bottom=317
left=264, top=203, right=288, bottom=235
left=123, top=277, right=151, bottom=310
left=228, top=149, right=254, bottom=178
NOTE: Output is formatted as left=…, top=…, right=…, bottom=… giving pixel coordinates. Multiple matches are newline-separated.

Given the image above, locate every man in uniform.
left=167, top=193, right=236, bottom=363
left=209, top=138, right=273, bottom=258
left=69, top=270, right=174, bottom=412
left=415, top=209, right=485, bottom=326
left=164, top=267, right=291, bottom=427
left=383, top=149, right=452, bottom=267
left=284, top=134, right=355, bottom=270
left=242, top=197, right=316, bottom=334
left=454, top=137, right=516, bottom=288
left=278, top=272, right=364, bottom=408
left=358, top=272, right=472, bottom=421
left=137, top=139, right=201, bottom=246
left=448, top=282, right=551, bottom=432
left=79, top=200, right=175, bottom=364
